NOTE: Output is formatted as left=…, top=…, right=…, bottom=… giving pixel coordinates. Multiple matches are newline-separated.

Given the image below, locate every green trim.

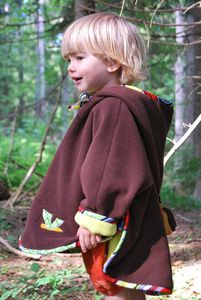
left=81, top=210, right=108, bottom=221
left=20, top=242, right=77, bottom=255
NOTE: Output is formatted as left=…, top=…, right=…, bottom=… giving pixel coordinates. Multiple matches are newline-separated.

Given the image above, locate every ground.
left=0, top=208, right=201, bottom=300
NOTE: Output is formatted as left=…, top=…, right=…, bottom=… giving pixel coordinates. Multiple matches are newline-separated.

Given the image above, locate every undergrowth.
left=0, top=262, right=96, bottom=300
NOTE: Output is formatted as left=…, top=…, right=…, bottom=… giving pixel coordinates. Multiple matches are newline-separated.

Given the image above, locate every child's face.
left=68, top=52, right=120, bottom=95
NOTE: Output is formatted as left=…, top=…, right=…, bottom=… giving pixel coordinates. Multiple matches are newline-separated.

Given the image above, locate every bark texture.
left=35, top=0, right=46, bottom=116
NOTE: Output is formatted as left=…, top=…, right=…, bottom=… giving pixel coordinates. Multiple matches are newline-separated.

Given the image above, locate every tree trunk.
left=174, top=10, right=187, bottom=188
left=192, top=7, right=201, bottom=200
left=18, top=28, right=24, bottom=116
left=35, top=0, right=46, bottom=117
left=174, top=6, right=201, bottom=200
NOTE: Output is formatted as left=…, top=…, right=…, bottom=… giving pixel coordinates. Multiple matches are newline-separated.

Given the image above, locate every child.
left=19, top=12, right=174, bottom=300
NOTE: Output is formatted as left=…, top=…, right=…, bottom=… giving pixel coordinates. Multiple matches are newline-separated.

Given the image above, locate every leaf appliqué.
left=40, top=209, right=64, bottom=232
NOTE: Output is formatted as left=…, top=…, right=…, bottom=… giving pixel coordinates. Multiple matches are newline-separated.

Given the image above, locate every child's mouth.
left=73, top=77, right=82, bottom=84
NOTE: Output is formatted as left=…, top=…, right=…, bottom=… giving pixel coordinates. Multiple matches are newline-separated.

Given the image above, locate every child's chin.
left=77, top=87, right=87, bottom=93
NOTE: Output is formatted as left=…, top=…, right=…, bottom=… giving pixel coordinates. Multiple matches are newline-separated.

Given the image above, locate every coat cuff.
left=74, top=209, right=117, bottom=236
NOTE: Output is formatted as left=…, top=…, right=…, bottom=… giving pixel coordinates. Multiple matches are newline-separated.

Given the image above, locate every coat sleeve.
left=74, top=97, right=153, bottom=236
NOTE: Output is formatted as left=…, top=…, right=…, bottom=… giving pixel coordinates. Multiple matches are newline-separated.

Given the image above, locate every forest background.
left=0, top=1, right=201, bottom=300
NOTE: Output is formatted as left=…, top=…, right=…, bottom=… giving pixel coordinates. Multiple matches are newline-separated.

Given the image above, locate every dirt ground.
left=0, top=208, right=201, bottom=300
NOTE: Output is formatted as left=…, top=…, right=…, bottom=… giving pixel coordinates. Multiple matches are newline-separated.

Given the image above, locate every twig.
left=186, top=83, right=201, bottom=100
left=0, top=15, right=66, bottom=28
left=150, top=0, right=165, bottom=28
left=73, top=3, right=201, bottom=27
left=95, top=0, right=188, bottom=13
left=119, top=0, right=126, bottom=16
left=11, top=159, right=44, bottom=178
left=164, top=114, right=201, bottom=166
left=4, top=83, right=63, bottom=208
left=150, top=38, right=201, bottom=47
left=143, top=21, right=151, bottom=49
left=0, top=76, right=66, bottom=121
left=186, top=239, right=201, bottom=243
left=176, top=214, right=193, bottom=223
left=0, top=236, right=41, bottom=259
left=3, top=105, right=18, bottom=178
left=183, top=1, right=201, bottom=14
left=16, top=182, right=41, bottom=202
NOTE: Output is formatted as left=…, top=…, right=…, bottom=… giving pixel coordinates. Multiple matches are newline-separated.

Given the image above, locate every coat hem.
left=102, top=212, right=172, bottom=296
left=115, top=280, right=172, bottom=295
left=18, top=238, right=78, bottom=255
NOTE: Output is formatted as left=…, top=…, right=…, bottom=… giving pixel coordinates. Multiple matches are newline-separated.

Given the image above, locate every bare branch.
left=119, top=0, right=126, bottom=16
left=0, top=236, right=41, bottom=259
left=176, top=214, right=193, bottom=223
left=186, top=83, right=201, bottom=100
left=150, top=38, right=201, bottom=47
left=183, top=1, right=201, bottom=14
left=73, top=3, right=201, bottom=28
left=95, top=0, right=188, bottom=13
left=0, top=16, right=65, bottom=29
left=150, top=0, right=165, bottom=28
left=11, top=159, right=44, bottom=178
left=164, top=114, right=201, bottom=166
left=16, top=182, right=41, bottom=203
left=4, top=80, right=63, bottom=208
left=3, top=105, right=18, bottom=178
left=0, top=76, right=66, bottom=121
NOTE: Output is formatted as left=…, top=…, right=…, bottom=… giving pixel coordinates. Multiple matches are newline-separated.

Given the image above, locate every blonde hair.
left=61, top=12, right=146, bottom=84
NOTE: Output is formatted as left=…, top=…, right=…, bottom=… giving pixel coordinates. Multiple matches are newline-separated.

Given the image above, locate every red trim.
left=143, top=90, right=158, bottom=102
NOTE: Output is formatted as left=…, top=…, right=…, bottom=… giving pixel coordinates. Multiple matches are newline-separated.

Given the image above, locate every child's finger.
left=96, top=234, right=102, bottom=243
left=90, top=234, right=97, bottom=248
left=84, top=233, right=92, bottom=250
left=79, top=230, right=90, bottom=253
left=79, top=234, right=87, bottom=253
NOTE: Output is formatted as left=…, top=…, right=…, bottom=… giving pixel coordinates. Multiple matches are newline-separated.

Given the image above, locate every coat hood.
left=78, top=85, right=173, bottom=192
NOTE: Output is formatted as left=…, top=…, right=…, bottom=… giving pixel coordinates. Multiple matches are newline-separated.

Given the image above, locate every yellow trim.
left=40, top=223, right=63, bottom=232
left=74, top=211, right=117, bottom=236
left=107, top=230, right=122, bottom=259
left=160, top=206, right=173, bottom=236
left=126, top=85, right=143, bottom=93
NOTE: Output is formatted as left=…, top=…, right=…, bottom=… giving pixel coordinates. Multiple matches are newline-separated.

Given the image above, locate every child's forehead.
left=65, top=49, right=90, bottom=59
left=63, top=38, right=90, bottom=55
left=68, top=51, right=87, bottom=57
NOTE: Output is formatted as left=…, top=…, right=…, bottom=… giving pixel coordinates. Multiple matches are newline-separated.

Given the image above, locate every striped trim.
left=78, top=207, right=117, bottom=224
left=127, top=85, right=173, bottom=105
left=116, top=280, right=172, bottom=295
left=102, top=212, right=172, bottom=296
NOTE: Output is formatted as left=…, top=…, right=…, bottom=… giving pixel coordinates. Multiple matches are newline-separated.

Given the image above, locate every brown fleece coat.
left=20, top=86, right=173, bottom=291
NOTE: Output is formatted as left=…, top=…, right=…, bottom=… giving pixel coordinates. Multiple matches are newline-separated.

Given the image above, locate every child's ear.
left=106, top=61, right=121, bottom=73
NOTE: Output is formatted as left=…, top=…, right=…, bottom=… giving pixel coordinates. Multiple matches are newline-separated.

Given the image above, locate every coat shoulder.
left=91, top=95, right=132, bottom=119
left=92, top=96, right=122, bottom=113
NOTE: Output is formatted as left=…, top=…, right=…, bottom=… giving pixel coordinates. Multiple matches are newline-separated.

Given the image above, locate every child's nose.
left=68, top=62, right=75, bottom=74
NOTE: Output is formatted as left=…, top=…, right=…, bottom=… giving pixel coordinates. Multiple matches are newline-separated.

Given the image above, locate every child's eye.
left=76, top=55, right=84, bottom=60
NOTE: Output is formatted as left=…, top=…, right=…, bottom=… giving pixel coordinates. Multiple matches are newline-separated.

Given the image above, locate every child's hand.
left=76, top=226, right=102, bottom=253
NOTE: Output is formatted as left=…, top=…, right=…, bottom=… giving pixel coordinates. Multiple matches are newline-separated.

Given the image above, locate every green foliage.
left=0, top=118, right=58, bottom=190
left=161, top=141, right=201, bottom=208
left=161, top=185, right=201, bottom=210
left=0, top=264, right=87, bottom=300
left=162, top=156, right=201, bottom=210
left=0, top=0, right=200, bottom=208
